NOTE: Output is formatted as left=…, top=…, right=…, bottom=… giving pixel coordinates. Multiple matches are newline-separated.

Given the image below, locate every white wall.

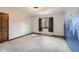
left=31, top=12, right=64, bottom=36
left=0, top=8, right=32, bottom=40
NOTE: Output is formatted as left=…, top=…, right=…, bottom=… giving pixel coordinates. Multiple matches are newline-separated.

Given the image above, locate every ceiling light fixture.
left=32, top=7, right=41, bottom=11
left=33, top=7, right=39, bottom=9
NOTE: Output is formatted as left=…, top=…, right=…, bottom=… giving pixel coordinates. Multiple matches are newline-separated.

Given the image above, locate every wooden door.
left=0, top=12, right=9, bottom=43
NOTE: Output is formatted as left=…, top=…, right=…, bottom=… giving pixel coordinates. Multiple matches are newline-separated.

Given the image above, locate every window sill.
left=42, top=27, right=48, bottom=29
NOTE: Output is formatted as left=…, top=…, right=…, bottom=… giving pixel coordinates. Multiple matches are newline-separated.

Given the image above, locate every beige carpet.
left=0, top=34, right=71, bottom=52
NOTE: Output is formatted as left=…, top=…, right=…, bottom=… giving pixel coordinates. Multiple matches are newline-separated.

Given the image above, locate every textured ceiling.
left=16, top=7, right=66, bottom=16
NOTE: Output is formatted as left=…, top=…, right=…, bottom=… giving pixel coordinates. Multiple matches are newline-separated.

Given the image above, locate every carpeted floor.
left=0, top=34, right=71, bottom=52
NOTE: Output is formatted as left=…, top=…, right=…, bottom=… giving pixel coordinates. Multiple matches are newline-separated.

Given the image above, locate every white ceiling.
left=17, top=7, right=66, bottom=16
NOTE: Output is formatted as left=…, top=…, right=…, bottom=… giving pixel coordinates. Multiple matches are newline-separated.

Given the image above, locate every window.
left=39, top=17, right=53, bottom=32
left=42, top=18, right=49, bottom=28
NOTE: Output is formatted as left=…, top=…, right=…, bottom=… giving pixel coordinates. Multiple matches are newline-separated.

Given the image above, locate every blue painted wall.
left=65, top=8, right=79, bottom=52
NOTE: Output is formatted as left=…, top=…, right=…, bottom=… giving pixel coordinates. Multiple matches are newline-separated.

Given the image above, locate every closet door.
left=0, top=16, right=3, bottom=42
left=0, top=13, right=9, bottom=43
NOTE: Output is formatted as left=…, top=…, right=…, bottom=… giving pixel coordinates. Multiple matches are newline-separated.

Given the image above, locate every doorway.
left=0, top=12, right=9, bottom=43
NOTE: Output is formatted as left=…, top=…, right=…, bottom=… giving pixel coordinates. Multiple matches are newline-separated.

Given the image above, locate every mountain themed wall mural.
left=65, top=8, right=79, bottom=52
